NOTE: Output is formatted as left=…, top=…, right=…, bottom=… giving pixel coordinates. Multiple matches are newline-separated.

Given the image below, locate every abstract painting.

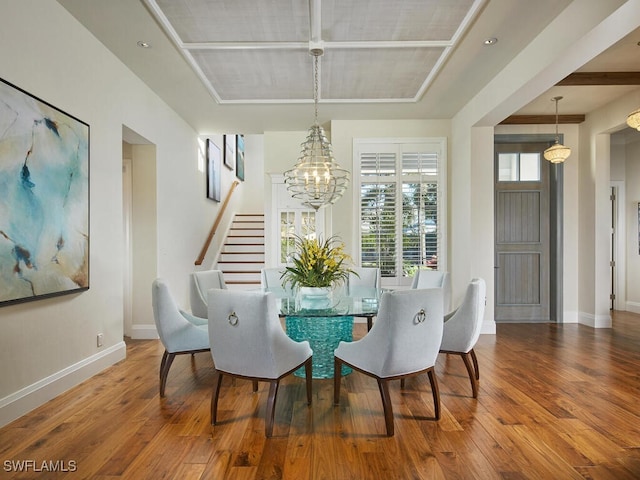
left=0, top=77, right=89, bottom=307
left=223, top=134, right=235, bottom=170
left=236, top=134, right=245, bottom=181
left=206, top=138, right=221, bottom=202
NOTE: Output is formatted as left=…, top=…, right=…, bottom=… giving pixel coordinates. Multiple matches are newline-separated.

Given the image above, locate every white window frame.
left=353, top=138, right=447, bottom=287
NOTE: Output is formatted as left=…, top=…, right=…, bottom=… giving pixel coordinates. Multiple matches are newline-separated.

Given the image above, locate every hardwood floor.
left=2, top=312, right=640, bottom=479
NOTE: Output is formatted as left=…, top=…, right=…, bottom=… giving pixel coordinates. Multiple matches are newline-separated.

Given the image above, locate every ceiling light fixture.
left=137, top=41, right=151, bottom=48
left=283, top=47, right=350, bottom=210
left=626, top=107, right=640, bottom=130
left=484, top=37, right=498, bottom=45
left=543, top=96, right=571, bottom=164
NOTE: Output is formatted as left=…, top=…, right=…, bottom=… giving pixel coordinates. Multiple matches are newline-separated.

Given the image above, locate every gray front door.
left=494, top=143, right=550, bottom=322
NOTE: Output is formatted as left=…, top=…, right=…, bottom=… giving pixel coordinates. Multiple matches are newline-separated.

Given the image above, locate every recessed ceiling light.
left=484, top=37, right=498, bottom=46
left=137, top=41, right=151, bottom=48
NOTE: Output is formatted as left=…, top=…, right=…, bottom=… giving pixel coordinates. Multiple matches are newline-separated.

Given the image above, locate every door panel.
left=495, top=143, right=550, bottom=322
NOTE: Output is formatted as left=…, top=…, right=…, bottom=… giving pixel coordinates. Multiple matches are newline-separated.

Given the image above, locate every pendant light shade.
left=626, top=107, right=640, bottom=131
left=283, top=50, right=350, bottom=211
left=543, top=96, right=571, bottom=164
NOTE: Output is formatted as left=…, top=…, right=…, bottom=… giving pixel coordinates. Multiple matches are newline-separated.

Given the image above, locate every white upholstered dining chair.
left=207, top=289, right=313, bottom=437
left=189, top=269, right=227, bottom=319
left=347, top=267, right=381, bottom=331
left=411, top=269, right=451, bottom=313
left=439, top=278, right=486, bottom=398
left=260, top=267, right=293, bottom=298
left=334, top=288, right=444, bottom=436
left=151, top=278, right=210, bottom=397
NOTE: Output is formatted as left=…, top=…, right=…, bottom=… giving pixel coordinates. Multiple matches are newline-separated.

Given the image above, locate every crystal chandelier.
left=543, top=96, right=571, bottom=164
left=283, top=48, right=349, bottom=211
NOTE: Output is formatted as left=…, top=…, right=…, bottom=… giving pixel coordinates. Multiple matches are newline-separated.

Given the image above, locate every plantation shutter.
left=360, top=151, right=397, bottom=276
left=356, top=139, right=445, bottom=285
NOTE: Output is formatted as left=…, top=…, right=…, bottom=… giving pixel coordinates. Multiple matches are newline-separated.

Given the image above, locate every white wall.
left=0, top=0, right=218, bottom=426
left=625, top=136, right=640, bottom=312
left=263, top=131, right=308, bottom=267
left=130, top=145, right=157, bottom=337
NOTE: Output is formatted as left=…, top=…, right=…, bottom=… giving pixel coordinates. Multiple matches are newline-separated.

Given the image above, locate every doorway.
left=494, top=135, right=563, bottom=323
left=122, top=127, right=158, bottom=339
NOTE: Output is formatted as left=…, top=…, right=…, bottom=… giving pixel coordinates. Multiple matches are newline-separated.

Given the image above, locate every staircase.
left=216, top=214, right=264, bottom=290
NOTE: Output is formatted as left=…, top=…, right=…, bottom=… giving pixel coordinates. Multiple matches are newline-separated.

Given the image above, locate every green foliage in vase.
left=281, top=235, right=356, bottom=289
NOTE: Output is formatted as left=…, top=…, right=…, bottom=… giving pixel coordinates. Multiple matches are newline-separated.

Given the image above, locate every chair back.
left=347, top=267, right=380, bottom=297
left=440, top=278, right=486, bottom=353
left=411, top=269, right=451, bottom=312
left=361, top=288, right=444, bottom=378
left=208, top=289, right=311, bottom=378
left=152, top=278, right=209, bottom=353
left=190, top=270, right=227, bottom=318
left=260, top=268, right=292, bottom=297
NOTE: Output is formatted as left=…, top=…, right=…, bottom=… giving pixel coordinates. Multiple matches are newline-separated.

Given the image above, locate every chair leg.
left=304, top=357, right=313, bottom=405
left=334, top=357, right=342, bottom=405
left=377, top=379, right=394, bottom=436
left=252, top=380, right=259, bottom=392
left=470, top=348, right=480, bottom=380
left=265, top=380, right=280, bottom=437
left=367, top=316, right=373, bottom=331
left=210, top=370, right=223, bottom=425
left=400, top=378, right=406, bottom=389
left=427, top=369, right=441, bottom=420
left=461, top=352, right=479, bottom=398
left=159, top=351, right=175, bottom=397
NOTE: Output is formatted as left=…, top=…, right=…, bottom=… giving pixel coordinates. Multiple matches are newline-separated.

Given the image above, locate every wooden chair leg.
left=265, top=381, right=280, bottom=437
left=252, top=380, right=259, bottom=392
left=377, top=378, right=394, bottom=436
left=400, top=378, right=406, bottom=389
left=210, top=371, right=223, bottom=425
left=470, top=348, right=480, bottom=380
left=305, top=358, right=313, bottom=405
left=461, top=352, right=479, bottom=398
left=367, top=316, right=373, bottom=331
left=334, top=357, right=343, bottom=405
left=159, top=351, right=175, bottom=397
left=427, top=369, right=441, bottom=420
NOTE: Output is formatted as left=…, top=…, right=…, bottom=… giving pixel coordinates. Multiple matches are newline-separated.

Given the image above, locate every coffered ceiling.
left=57, top=0, right=640, bottom=134
left=146, top=0, right=483, bottom=104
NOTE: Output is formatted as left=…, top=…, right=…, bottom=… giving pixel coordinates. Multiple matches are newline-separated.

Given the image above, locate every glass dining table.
left=271, top=286, right=381, bottom=379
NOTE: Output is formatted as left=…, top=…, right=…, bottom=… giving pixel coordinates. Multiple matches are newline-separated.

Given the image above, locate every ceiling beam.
left=556, top=72, right=640, bottom=86
left=499, top=114, right=586, bottom=125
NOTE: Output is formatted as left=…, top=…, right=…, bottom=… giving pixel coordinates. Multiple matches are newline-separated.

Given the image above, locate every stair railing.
left=195, top=180, right=240, bottom=266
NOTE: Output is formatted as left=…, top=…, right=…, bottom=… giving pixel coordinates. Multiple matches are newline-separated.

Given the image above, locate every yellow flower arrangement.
left=281, top=235, right=356, bottom=290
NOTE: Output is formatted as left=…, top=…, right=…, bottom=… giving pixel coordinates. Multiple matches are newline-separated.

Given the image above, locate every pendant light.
left=283, top=48, right=350, bottom=211
left=543, top=96, right=571, bottom=164
left=626, top=107, right=640, bottom=130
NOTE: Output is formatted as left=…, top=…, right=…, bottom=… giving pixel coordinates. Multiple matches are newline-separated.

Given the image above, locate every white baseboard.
left=561, top=311, right=579, bottom=323
left=578, top=311, right=612, bottom=328
left=131, top=324, right=159, bottom=340
left=481, top=319, right=496, bottom=335
left=626, top=301, right=640, bottom=314
left=0, top=341, right=126, bottom=428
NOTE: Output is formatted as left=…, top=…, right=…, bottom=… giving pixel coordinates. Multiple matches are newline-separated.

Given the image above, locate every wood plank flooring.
left=2, top=312, right=640, bottom=479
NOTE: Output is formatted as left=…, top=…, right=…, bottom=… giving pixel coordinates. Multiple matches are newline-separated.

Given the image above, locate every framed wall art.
left=223, top=134, right=235, bottom=170
left=236, top=134, right=245, bottom=181
left=0, top=77, right=90, bottom=307
left=206, top=138, right=221, bottom=202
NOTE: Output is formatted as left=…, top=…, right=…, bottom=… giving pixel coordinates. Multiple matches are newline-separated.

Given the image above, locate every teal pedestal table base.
left=286, top=315, right=353, bottom=378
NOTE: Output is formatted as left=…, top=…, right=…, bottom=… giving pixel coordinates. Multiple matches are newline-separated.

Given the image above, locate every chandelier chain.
left=314, top=54, right=319, bottom=123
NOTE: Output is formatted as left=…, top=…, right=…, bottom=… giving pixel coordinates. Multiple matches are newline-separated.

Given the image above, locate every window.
left=498, top=152, right=540, bottom=181
left=355, top=139, right=446, bottom=285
